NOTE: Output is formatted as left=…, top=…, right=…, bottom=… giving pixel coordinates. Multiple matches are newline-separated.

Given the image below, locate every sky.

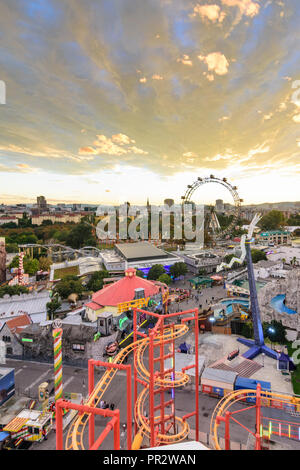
left=0, top=0, right=300, bottom=206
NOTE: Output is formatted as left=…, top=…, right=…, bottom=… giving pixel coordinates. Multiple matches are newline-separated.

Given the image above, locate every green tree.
left=259, top=210, right=285, bottom=230
left=135, top=269, right=145, bottom=278
left=0, top=285, right=29, bottom=298
left=157, top=273, right=172, bottom=285
left=24, top=258, right=40, bottom=275
left=46, top=297, right=62, bottom=320
left=86, top=270, right=110, bottom=292
left=169, top=262, right=188, bottom=279
left=5, top=243, right=19, bottom=253
left=66, top=223, right=96, bottom=249
left=54, top=276, right=84, bottom=299
left=286, top=213, right=300, bottom=226
left=38, top=257, right=52, bottom=271
left=263, top=320, right=287, bottom=345
left=18, top=213, right=32, bottom=228
left=147, top=264, right=166, bottom=280
left=41, top=219, right=53, bottom=226
left=251, top=249, right=267, bottom=264
left=241, top=321, right=254, bottom=339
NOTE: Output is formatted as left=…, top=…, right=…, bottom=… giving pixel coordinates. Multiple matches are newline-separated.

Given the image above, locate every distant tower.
left=0, top=238, right=6, bottom=284
left=37, top=195, right=48, bottom=213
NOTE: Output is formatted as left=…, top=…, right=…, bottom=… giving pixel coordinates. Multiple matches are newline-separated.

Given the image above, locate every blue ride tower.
left=237, top=239, right=279, bottom=360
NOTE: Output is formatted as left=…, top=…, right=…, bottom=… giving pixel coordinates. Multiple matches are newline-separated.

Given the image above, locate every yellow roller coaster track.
left=210, top=388, right=300, bottom=450
left=65, top=323, right=191, bottom=450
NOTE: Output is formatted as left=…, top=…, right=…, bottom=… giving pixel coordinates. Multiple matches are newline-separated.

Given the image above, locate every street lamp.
left=267, top=327, right=276, bottom=349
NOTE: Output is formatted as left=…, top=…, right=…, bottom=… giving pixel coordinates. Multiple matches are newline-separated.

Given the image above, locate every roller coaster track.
left=65, top=323, right=191, bottom=450
left=210, top=388, right=300, bottom=450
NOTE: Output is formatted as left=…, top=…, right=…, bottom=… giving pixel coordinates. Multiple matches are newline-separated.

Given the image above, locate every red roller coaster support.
left=88, top=359, right=132, bottom=450
left=133, top=307, right=199, bottom=446
left=215, top=383, right=263, bottom=450
left=55, top=400, right=120, bottom=450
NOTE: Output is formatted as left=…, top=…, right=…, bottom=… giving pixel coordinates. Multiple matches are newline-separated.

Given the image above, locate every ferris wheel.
left=181, top=175, right=243, bottom=240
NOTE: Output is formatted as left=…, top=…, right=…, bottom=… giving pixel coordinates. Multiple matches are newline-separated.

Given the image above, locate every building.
left=37, top=196, right=47, bottom=212
left=19, top=321, right=97, bottom=363
left=31, top=212, right=82, bottom=226
left=258, top=230, right=291, bottom=246
left=0, top=291, right=50, bottom=324
left=0, top=216, right=18, bottom=226
left=85, top=267, right=166, bottom=322
left=0, top=314, right=32, bottom=356
left=101, top=241, right=182, bottom=273
left=177, top=250, right=223, bottom=274
left=253, top=260, right=284, bottom=280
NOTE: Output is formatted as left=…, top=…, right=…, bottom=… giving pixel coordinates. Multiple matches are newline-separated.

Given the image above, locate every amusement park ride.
left=4, top=181, right=298, bottom=451
left=52, top=207, right=298, bottom=451
left=217, top=214, right=279, bottom=361
left=55, top=307, right=200, bottom=450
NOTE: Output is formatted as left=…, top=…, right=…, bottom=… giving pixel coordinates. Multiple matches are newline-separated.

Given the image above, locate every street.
left=5, top=354, right=300, bottom=451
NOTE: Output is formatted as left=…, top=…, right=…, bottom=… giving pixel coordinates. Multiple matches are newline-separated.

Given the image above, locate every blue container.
left=212, top=386, right=224, bottom=397
left=235, top=377, right=271, bottom=392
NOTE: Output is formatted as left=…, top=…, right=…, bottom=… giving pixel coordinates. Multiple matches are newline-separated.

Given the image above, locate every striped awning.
left=4, top=417, right=29, bottom=433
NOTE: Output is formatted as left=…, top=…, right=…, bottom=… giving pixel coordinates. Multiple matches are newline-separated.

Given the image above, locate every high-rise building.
left=37, top=196, right=48, bottom=212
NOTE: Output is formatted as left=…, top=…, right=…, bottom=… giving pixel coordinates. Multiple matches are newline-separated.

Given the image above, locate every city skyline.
left=0, top=0, right=300, bottom=205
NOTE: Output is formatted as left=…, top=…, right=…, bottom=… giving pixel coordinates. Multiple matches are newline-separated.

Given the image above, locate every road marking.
left=14, top=369, right=24, bottom=376
left=24, top=368, right=52, bottom=393
left=63, top=376, right=74, bottom=388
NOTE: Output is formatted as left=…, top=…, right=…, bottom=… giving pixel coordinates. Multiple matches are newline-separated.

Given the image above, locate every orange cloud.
left=152, top=74, right=164, bottom=80
left=177, top=54, right=193, bottom=66
left=198, top=52, right=229, bottom=76
left=221, top=0, right=260, bottom=17
left=192, top=4, right=226, bottom=23
left=79, top=133, right=148, bottom=157
left=111, top=133, right=135, bottom=145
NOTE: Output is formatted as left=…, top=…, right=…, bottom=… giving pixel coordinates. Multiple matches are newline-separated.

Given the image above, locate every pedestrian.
left=100, top=400, right=105, bottom=409
left=110, top=403, right=115, bottom=410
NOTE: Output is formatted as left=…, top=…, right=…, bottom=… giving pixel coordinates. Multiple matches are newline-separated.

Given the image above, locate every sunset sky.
left=0, top=0, right=299, bottom=206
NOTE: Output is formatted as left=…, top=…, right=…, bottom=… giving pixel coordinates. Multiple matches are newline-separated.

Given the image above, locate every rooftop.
left=115, top=241, right=170, bottom=261
left=0, top=291, right=50, bottom=322
left=89, top=268, right=161, bottom=308
left=6, top=313, right=32, bottom=333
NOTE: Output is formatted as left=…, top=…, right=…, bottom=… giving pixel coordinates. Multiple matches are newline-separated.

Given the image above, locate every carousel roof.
left=88, top=268, right=160, bottom=309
